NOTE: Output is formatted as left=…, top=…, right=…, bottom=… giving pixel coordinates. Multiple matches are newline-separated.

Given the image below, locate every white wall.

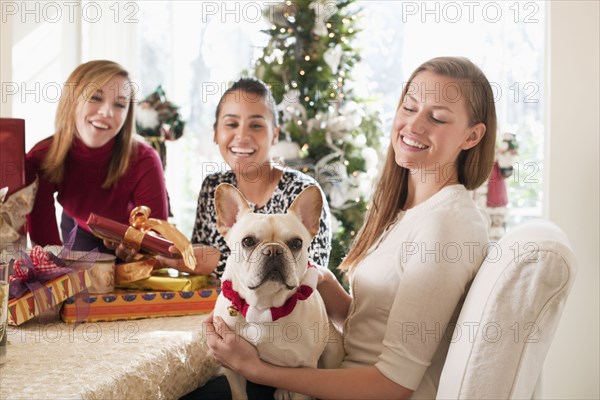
left=545, top=1, right=600, bottom=398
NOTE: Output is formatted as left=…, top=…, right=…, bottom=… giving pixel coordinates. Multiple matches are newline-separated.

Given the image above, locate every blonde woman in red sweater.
left=26, top=60, right=168, bottom=253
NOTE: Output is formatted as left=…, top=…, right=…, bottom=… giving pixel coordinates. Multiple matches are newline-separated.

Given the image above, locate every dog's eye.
left=242, top=236, right=256, bottom=248
left=288, top=238, right=303, bottom=250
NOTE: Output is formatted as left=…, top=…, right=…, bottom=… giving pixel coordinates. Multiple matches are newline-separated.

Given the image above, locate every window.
left=137, top=1, right=545, bottom=236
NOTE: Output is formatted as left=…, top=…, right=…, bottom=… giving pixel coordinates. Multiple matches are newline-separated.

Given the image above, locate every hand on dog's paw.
left=274, top=388, right=292, bottom=400
left=205, top=315, right=261, bottom=374
left=274, top=388, right=310, bottom=400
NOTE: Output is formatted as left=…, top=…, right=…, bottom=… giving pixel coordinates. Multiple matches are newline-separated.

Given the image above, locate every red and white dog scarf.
left=221, top=262, right=318, bottom=323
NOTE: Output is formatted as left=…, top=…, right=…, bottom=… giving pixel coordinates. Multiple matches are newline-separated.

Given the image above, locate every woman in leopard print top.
left=192, top=168, right=331, bottom=277
left=167, top=77, right=332, bottom=277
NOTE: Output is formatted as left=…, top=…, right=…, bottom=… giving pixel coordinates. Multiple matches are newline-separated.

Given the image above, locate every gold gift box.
left=117, top=268, right=212, bottom=292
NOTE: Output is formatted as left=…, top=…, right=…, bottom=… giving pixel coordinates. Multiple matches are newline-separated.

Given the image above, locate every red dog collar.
left=221, top=262, right=318, bottom=323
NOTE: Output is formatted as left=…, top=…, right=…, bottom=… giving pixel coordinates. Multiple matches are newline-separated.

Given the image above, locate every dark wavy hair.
left=213, top=77, right=279, bottom=129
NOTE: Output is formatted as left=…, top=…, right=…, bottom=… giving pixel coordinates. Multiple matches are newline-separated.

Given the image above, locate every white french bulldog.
left=213, top=183, right=343, bottom=400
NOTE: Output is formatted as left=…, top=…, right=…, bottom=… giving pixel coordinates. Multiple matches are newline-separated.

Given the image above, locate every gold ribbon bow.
left=123, top=206, right=196, bottom=272
left=0, top=178, right=39, bottom=243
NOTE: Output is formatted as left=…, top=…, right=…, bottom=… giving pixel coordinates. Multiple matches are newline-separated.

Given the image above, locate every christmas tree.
left=252, top=0, right=385, bottom=277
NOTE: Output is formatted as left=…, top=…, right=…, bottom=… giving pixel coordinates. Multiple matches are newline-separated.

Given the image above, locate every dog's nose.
left=262, top=244, right=284, bottom=257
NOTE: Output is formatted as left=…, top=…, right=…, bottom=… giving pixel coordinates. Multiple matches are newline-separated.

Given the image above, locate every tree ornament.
left=278, top=89, right=308, bottom=123
left=271, top=140, right=302, bottom=162
left=135, top=85, right=185, bottom=170
left=309, top=1, right=338, bottom=36
left=473, top=132, right=520, bottom=241
left=324, top=44, right=343, bottom=73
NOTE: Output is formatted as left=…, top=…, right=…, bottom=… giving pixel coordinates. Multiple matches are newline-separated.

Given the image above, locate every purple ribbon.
left=8, top=226, right=99, bottom=324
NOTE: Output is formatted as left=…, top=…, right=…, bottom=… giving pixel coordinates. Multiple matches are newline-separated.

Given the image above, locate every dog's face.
left=215, top=183, right=322, bottom=308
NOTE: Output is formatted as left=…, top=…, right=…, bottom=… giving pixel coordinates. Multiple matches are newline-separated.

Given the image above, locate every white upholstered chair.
left=437, top=219, right=577, bottom=399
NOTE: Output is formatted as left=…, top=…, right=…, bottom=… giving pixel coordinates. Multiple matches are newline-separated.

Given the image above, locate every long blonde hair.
left=340, top=56, right=497, bottom=271
left=42, top=60, right=137, bottom=188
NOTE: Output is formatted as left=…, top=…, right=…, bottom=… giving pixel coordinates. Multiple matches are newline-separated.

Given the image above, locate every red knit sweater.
left=26, top=136, right=169, bottom=246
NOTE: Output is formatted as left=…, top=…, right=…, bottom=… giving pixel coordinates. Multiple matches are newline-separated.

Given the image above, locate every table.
left=0, top=315, right=221, bottom=399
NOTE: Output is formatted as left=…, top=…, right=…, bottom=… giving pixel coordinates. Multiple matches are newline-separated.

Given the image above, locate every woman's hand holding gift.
left=105, top=239, right=220, bottom=276
left=155, top=244, right=220, bottom=276
left=103, top=239, right=140, bottom=263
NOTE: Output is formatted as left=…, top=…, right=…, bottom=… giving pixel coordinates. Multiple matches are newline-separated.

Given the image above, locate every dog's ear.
left=215, top=183, right=252, bottom=237
left=287, top=186, right=323, bottom=237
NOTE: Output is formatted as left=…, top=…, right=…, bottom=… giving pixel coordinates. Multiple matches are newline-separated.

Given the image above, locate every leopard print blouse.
left=191, top=169, right=332, bottom=277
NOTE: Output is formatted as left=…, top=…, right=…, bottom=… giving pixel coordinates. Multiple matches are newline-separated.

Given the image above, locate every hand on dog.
left=204, top=312, right=261, bottom=374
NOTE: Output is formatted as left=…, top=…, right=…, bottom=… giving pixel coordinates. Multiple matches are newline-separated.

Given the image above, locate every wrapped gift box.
left=86, top=213, right=175, bottom=257
left=8, top=270, right=90, bottom=326
left=0, top=118, right=29, bottom=256
left=60, top=286, right=220, bottom=323
left=0, top=118, right=26, bottom=197
left=116, top=271, right=212, bottom=292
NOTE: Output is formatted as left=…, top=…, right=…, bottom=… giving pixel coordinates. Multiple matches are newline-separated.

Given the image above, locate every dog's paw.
left=274, top=388, right=292, bottom=400
left=274, top=388, right=311, bottom=400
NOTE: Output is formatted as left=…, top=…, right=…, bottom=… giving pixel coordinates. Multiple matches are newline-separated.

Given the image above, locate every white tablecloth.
left=0, top=315, right=221, bottom=399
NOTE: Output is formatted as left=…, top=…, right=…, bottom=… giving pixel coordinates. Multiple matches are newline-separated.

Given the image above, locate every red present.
left=0, top=118, right=26, bottom=197
left=1, top=119, right=33, bottom=253
left=87, top=212, right=174, bottom=257
left=87, top=206, right=197, bottom=273
left=60, top=286, right=220, bottom=323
